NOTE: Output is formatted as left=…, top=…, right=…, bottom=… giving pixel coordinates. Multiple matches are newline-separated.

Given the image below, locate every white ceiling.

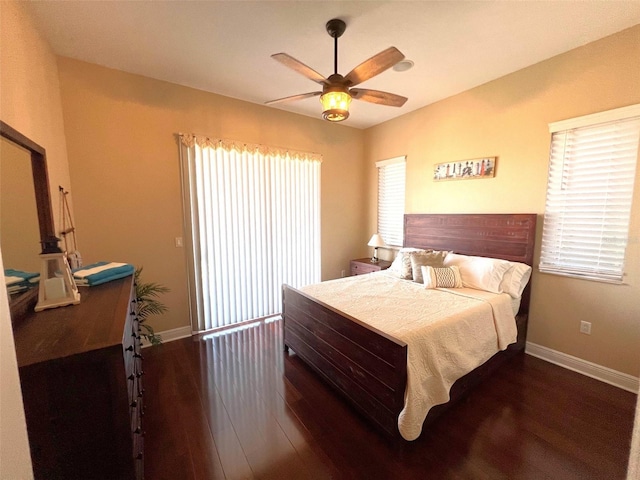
left=24, top=1, right=640, bottom=129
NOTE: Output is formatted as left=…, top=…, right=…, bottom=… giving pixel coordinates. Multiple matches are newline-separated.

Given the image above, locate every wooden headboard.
left=404, top=213, right=537, bottom=314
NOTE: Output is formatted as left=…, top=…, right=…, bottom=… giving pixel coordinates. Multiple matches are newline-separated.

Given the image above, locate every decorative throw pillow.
left=410, top=250, right=448, bottom=283
left=388, top=248, right=430, bottom=279
left=387, top=254, right=405, bottom=277
left=422, top=265, right=463, bottom=289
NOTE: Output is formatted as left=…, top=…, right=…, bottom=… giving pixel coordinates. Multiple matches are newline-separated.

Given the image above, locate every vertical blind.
left=376, top=156, right=406, bottom=246
left=180, top=135, right=321, bottom=332
left=540, top=106, right=640, bottom=283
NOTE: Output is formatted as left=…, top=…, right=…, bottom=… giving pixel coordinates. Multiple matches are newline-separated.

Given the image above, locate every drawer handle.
left=125, top=345, right=134, bottom=352
left=134, top=353, right=143, bottom=359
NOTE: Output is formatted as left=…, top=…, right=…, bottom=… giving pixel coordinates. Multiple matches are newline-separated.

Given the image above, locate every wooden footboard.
left=282, top=285, right=407, bottom=437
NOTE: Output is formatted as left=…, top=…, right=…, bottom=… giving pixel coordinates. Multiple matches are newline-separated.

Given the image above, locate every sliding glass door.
left=179, top=135, right=321, bottom=332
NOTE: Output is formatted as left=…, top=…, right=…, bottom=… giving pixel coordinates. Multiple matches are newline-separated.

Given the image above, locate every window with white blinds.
left=540, top=104, right=640, bottom=283
left=376, top=156, right=406, bottom=246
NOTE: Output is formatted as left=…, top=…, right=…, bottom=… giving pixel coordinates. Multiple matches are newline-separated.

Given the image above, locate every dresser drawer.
left=351, top=261, right=378, bottom=275
left=350, top=258, right=392, bottom=276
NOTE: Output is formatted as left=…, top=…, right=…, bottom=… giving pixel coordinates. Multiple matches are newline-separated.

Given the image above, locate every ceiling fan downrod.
left=326, top=18, right=346, bottom=76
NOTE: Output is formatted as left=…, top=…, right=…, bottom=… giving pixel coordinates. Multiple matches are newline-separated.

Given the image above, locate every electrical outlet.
left=580, top=321, right=592, bottom=335
left=175, top=237, right=183, bottom=248
left=341, top=269, right=346, bottom=278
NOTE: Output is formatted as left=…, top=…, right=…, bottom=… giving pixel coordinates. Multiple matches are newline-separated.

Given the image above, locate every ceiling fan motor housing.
left=323, top=74, right=349, bottom=94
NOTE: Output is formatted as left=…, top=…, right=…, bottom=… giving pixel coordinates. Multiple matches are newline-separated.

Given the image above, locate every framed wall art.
left=433, top=157, right=496, bottom=181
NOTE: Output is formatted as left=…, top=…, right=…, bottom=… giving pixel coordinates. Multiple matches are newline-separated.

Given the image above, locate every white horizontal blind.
left=540, top=111, right=640, bottom=283
left=180, top=136, right=321, bottom=332
left=377, top=156, right=406, bottom=246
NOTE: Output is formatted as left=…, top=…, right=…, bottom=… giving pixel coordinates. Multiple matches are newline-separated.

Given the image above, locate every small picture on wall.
left=433, top=157, right=496, bottom=181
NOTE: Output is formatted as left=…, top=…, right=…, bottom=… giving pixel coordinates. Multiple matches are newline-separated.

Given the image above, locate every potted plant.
left=134, top=267, right=168, bottom=346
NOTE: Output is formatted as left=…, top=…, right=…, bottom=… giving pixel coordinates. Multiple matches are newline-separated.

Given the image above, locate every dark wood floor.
left=143, top=318, right=636, bottom=480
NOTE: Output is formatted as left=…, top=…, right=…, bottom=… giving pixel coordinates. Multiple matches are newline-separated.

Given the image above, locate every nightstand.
left=350, top=258, right=392, bottom=276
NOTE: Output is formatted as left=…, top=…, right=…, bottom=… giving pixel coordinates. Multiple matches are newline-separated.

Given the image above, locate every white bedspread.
left=300, top=271, right=517, bottom=441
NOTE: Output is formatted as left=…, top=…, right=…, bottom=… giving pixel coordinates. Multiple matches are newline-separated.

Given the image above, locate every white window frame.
left=376, top=156, right=406, bottom=247
left=539, top=104, right=640, bottom=283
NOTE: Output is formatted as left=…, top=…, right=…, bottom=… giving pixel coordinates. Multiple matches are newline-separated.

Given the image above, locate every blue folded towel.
left=5, top=269, right=39, bottom=283
left=5, top=269, right=39, bottom=293
left=72, top=262, right=135, bottom=286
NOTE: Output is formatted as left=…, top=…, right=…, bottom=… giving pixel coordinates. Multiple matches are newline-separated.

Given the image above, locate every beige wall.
left=0, top=0, right=74, bottom=476
left=364, top=25, right=640, bottom=376
left=0, top=5, right=72, bottom=224
left=56, top=57, right=366, bottom=333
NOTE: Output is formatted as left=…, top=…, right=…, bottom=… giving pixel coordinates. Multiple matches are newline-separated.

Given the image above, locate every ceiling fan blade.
left=265, top=91, right=322, bottom=105
left=271, top=53, right=328, bottom=85
left=343, top=47, right=405, bottom=87
left=350, top=88, right=408, bottom=107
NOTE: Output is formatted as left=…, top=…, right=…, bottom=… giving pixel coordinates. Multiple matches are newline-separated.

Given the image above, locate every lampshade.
left=320, top=90, right=351, bottom=122
left=368, top=233, right=385, bottom=248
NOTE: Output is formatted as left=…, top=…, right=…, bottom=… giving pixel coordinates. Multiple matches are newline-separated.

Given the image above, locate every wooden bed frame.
left=282, top=213, right=537, bottom=439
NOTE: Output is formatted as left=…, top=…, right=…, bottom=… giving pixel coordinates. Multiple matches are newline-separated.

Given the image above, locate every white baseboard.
left=141, top=325, right=192, bottom=348
left=526, top=342, right=639, bottom=393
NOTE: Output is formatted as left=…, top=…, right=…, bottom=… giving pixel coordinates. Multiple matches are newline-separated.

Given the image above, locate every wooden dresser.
left=13, top=275, right=144, bottom=479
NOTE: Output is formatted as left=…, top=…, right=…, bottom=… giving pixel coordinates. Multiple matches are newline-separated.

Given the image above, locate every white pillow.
left=500, top=262, right=532, bottom=298
left=443, top=253, right=511, bottom=293
left=422, top=265, right=463, bottom=289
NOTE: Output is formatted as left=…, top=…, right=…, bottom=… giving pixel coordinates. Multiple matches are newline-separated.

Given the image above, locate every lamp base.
left=370, top=246, right=379, bottom=263
left=35, top=290, right=81, bottom=312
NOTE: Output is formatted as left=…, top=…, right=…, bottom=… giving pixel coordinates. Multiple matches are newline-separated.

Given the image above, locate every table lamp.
left=368, top=233, right=386, bottom=263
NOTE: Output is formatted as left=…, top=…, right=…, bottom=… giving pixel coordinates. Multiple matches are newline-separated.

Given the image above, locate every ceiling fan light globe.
left=320, top=91, right=351, bottom=122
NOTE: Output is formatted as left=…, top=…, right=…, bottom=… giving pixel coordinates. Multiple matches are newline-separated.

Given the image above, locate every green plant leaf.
left=134, top=267, right=169, bottom=345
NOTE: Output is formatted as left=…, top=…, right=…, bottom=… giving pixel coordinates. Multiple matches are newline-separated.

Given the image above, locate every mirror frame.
left=1, top=120, right=56, bottom=321
left=0, top=120, right=55, bottom=244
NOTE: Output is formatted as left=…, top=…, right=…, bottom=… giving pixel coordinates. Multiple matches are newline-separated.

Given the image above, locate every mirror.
left=1, top=137, right=42, bottom=271
left=0, top=121, right=55, bottom=320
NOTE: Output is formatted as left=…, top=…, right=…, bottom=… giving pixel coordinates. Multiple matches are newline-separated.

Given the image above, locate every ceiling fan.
left=265, top=18, right=408, bottom=122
